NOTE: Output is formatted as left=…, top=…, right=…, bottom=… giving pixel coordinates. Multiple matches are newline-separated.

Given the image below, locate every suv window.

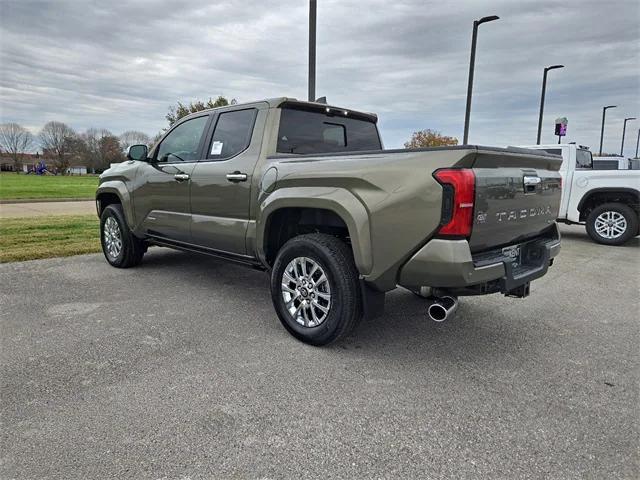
left=276, top=108, right=381, bottom=154
left=208, top=109, right=257, bottom=160
left=156, top=116, right=208, bottom=162
left=576, top=149, right=593, bottom=169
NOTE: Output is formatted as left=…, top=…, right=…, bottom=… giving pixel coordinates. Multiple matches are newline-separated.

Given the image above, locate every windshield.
left=276, top=108, right=381, bottom=155
left=576, top=149, right=593, bottom=169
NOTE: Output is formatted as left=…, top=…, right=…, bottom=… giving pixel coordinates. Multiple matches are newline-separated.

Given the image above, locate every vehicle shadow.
left=558, top=224, right=640, bottom=248
left=136, top=248, right=542, bottom=362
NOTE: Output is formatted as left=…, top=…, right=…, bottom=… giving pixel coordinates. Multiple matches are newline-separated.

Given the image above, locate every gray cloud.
left=1, top=0, right=638, bottom=155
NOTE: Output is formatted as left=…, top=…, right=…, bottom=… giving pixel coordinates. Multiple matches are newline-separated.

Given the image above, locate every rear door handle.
left=226, top=172, right=248, bottom=182
left=174, top=173, right=190, bottom=181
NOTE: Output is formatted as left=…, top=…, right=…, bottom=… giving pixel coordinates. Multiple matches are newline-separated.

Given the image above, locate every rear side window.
left=277, top=108, right=381, bottom=154
left=576, top=149, right=593, bottom=169
left=208, top=109, right=257, bottom=160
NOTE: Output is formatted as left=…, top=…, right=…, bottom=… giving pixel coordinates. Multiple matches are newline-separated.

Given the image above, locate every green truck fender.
left=254, top=186, right=373, bottom=275
left=95, top=181, right=135, bottom=230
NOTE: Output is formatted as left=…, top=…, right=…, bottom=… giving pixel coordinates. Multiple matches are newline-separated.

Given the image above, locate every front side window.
left=156, top=115, right=208, bottom=162
left=276, top=108, right=381, bottom=155
left=208, top=109, right=257, bottom=160
left=576, top=149, right=593, bottom=169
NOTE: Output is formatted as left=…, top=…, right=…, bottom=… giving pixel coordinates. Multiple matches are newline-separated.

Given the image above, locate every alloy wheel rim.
left=103, top=216, right=123, bottom=258
left=281, top=256, right=331, bottom=327
left=594, top=211, right=627, bottom=239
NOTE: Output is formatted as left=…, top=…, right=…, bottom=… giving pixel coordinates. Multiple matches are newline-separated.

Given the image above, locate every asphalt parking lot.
left=1, top=224, right=638, bottom=479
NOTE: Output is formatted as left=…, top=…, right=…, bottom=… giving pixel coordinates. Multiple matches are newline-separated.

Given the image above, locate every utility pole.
left=599, top=105, right=616, bottom=155
left=308, top=0, right=317, bottom=102
left=536, top=65, right=564, bottom=144
left=620, top=117, right=636, bottom=156
left=463, top=15, right=499, bottom=145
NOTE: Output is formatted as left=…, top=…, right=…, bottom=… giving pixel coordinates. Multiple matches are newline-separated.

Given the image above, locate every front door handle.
left=226, top=172, right=248, bottom=182
left=174, top=173, right=190, bottom=181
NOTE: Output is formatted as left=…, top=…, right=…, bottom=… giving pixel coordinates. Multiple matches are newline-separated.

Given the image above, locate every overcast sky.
left=1, top=0, right=639, bottom=154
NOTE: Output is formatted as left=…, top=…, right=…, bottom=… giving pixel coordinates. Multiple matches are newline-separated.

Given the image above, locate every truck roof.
left=523, top=144, right=591, bottom=150
left=181, top=97, right=378, bottom=123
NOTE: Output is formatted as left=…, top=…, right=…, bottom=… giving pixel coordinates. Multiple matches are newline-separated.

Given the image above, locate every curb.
left=0, top=198, right=94, bottom=204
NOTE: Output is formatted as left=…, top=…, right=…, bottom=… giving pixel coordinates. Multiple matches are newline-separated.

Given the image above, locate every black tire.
left=585, top=202, right=638, bottom=246
left=270, top=233, right=362, bottom=346
left=100, top=204, right=145, bottom=267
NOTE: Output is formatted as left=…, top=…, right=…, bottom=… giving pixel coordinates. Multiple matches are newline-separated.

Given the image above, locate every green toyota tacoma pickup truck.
left=97, top=98, right=562, bottom=345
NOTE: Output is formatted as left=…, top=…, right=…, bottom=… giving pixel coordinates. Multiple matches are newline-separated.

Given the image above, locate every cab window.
left=156, top=116, right=208, bottom=162
left=276, top=108, right=381, bottom=154
left=208, top=109, right=257, bottom=160
left=576, top=149, right=593, bottom=169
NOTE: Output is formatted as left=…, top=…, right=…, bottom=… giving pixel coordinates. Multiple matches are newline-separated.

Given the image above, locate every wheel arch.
left=256, top=187, right=372, bottom=275
left=96, top=181, right=134, bottom=228
left=577, top=187, right=640, bottom=222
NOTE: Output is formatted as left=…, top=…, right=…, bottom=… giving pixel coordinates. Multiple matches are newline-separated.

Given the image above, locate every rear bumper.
left=398, top=224, right=560, bottom=295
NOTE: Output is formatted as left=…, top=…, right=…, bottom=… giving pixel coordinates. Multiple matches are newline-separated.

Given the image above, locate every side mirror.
left=127, top=144, right=148, bottom=161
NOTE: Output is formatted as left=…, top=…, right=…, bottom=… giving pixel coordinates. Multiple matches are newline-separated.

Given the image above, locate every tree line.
left=0, top=95, right=458, bottom=174
left=0, top=121, right=151, bottom=174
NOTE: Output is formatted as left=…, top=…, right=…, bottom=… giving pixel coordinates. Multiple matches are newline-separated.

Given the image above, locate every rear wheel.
left=270, top=233, right=362, bottom=346
left=100, top=204, right=145, bottom=267
left=586, top=202, right=638, bottom=246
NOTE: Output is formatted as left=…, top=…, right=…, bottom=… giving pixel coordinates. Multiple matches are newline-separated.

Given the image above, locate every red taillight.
left=433, top=168, right=475, bottom=237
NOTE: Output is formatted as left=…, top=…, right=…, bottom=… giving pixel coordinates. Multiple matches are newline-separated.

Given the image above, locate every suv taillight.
left=433, top=168, right=475, bottom=237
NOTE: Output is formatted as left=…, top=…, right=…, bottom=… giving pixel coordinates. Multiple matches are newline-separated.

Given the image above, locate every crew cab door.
left=189, top=106, right=265, bottom=254
left=133, top=114, right=210, bottom=243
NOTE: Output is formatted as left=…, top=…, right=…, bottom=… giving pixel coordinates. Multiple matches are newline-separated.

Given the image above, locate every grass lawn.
left=0, top=215, right=101, bottom=262
left=0, top=172, right=98, bottom=201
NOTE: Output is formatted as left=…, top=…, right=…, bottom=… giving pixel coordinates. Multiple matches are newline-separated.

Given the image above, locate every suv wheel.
left=100, top=204, right=145, bottom=267
left=586, top=202, right=638, bottom=246
left=270, top=233, right=362, bottom=346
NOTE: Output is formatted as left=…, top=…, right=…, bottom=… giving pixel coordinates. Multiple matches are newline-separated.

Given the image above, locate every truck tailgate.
left=469, top=148, right=562, bottom=252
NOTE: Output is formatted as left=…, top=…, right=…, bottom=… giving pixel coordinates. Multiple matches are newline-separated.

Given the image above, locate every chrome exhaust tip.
left=427, top=296, right=458, bottom=322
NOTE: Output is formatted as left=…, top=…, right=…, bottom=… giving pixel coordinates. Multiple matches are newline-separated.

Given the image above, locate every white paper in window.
left=210, top=141, right=223, bottom=155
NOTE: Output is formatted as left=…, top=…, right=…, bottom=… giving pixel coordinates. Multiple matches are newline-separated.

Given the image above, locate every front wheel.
left=270, top=233, right=362, bottom=346
left=100, top=204, right=145, bottom=267
left=586, top=203, right=638, bottom=246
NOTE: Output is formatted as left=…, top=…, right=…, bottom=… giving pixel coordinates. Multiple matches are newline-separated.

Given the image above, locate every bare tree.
left=119, top=130, right=150, bottom=151
left=39, top=121, right=76, bottom=173
left=0, top=123, right=34, bottom=171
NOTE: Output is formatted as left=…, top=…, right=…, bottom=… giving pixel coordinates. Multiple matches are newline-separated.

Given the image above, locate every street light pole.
left=308, top=0, right=317, bottom=102
left=599, top=105, right=616, bottom=156
left=536, top=65, right=564, bottom=144
left=620, top=117, right=636, bottom=156
left=463, top=15, right=499, bottom=145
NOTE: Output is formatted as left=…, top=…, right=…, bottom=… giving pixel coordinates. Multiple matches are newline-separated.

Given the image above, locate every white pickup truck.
left=519, top=144, right=639, bottom=246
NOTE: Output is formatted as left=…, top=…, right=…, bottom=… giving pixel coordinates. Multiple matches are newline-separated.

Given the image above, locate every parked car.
left=97, top=98, right=562, bottom=345
left=518, top=144, right=639, bottom=245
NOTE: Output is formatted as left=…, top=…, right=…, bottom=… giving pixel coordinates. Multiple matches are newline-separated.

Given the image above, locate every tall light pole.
left=308, top=0, right=317, bottom=102
left=620, top=117, right=636, bottom=156
left=463, top=15, right=499, bottom=145
left=599, top=105, right=616, bottom=155
left=536, top=65, right=564, bottom=144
